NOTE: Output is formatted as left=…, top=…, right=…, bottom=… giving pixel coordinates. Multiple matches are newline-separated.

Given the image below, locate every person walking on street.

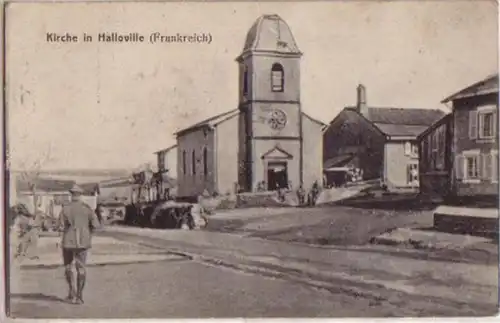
left=56, top=184, right=101, bottom=305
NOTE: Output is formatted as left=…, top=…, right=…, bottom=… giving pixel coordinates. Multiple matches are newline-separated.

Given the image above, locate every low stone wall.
left=433, top=207, right=499, bottom=238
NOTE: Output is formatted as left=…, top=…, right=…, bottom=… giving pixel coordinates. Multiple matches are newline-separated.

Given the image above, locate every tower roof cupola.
left=237, top=14, right=302, bottom=61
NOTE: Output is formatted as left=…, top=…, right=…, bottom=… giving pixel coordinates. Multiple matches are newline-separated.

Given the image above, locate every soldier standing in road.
left=57, top=184, right=101, bottom=305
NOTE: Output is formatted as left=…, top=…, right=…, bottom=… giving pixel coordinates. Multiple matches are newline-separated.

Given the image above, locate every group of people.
left=295, top=181, right=321, bottom=206
left=10, top=184, right=102, bottom=305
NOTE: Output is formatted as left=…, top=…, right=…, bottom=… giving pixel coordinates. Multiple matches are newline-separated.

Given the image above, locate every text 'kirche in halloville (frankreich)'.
left=45, top=32, right=213, bottom=44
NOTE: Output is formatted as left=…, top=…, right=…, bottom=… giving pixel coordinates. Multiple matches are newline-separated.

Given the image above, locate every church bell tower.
left=236, top=14, right=303, bottom=192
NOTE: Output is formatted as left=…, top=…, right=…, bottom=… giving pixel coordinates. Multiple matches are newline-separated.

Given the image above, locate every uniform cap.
left=69, top=184, right=84, bottom=194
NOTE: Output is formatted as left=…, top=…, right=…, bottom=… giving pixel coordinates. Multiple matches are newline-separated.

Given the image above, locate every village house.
left=418, top=73, right=498, bottom=206
left=323, top=84, right=445, bottom=192
left=154, top=144, right=178, bottom=179
left=175, top=14, right=326, bottom=198
left=16, top=177, right=99, bottom=217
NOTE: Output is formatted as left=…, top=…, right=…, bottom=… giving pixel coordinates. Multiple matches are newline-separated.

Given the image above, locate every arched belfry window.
left=243, top=65, right=249, bottom=96
left=271, top=63, right=284, bottom=92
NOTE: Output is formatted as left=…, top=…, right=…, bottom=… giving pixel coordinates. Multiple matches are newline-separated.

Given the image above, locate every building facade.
left=323, top=85, right=445, bottom=192
left=417, top=114, right=453, bottom=200
left=175, top=14, right=325, bottom=198
left=419, top=74, right=498, bottom=205
left=155, top=145, right=178, bottom=179
left=16, top=177, right=98, bottom=216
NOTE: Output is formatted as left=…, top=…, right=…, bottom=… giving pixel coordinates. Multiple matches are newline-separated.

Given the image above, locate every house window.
left=404, top=142, right=418, bottom=157
left=470, top=105, right=497, bottom=140
left=271, top=63, right=284, bottom=92
left=411, top=143, right=418, bottom=156
left=465, top=156, right=479, bottom=179
left=192, top=150, right=196, bottom=175
left=460, top=150, right=481, bottom=183
left=182, top=150, right=187, bottom=175
left=203, top=147, right=208, bottom=176
left=407, top=163, right=419, bottom=185
left=479, top=111, right=495, bottom=138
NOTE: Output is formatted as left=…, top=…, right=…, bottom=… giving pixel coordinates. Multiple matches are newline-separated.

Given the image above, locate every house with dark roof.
left=418, top=73, right=498, bottom=205
left=323, top=84, right=446, bottom=192
left=174, top=14, right=326, bottom=198
left=15, top=177, right=98, bottom=217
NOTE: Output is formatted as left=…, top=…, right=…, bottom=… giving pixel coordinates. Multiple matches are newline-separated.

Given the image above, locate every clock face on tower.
left=268, top=109, right=287, bottom=130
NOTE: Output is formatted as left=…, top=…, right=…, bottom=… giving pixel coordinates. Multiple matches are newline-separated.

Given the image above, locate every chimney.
left=356, top=84, right=367, bottom=116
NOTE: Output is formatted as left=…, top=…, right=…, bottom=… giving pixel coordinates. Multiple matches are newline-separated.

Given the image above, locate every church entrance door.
left=267, top=162, right=288, bottom=191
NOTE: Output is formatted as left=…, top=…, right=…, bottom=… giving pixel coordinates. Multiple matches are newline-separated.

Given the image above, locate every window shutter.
left=492, top=112, right=498, bottom=138
left=455, top=155, right=464, bottom=180
left=492, top=153, right=499, bottom=182
left=404, top=142, right=411, bottom=156
left=469, top=111, right=478, bottom=139
left=481, top=153, right=491, bottom=180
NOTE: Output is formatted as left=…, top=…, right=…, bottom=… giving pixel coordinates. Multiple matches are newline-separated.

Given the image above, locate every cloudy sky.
left=6, top=1, right=498, bottom=170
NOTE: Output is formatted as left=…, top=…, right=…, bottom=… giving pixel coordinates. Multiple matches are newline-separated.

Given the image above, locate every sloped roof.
left=174, top=109, right=239, bottom=137
left=154, top=144, right=178, bottom=155
left=441, top=74, right=499, bottom=103
left=324, top=154, right=356, bottom=169
left=374, top=124, right=430, bottom=137
left=240, top=14, right=301, bottom=57
left=417, top=113, right=452, bottom=141
left=364, top=107, right=446, bottom=126
left=302, top=112, right=327, bottom=127
left=345, top=106, right=446, bottom=137
left=17, top=177, right=75, bottom=193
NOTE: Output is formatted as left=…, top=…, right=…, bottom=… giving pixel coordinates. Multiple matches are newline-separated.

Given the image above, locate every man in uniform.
left=57, top=184, right=101, bottom=304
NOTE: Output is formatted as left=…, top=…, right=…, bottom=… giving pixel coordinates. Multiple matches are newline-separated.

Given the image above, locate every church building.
left=175, top=14, right=326, bottom=198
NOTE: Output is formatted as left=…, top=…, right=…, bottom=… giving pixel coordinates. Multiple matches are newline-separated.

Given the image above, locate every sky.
left=6, top=1, right=498, bottom=171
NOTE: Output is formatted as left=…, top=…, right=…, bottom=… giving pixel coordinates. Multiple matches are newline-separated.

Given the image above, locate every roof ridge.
left=174, top=108, right=239, bottom=136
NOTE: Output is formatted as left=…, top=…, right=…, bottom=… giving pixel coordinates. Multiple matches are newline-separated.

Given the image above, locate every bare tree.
left=8, top=143, right=53, bottom=213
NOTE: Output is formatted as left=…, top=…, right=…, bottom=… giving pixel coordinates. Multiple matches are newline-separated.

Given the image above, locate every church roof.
left=174, top=109, right=239, bottom=137
left=154, top=144, right=178, bottom=155
left=441, top=73, right=498, bottom=103
left=239, top=14, right=301, bottom=57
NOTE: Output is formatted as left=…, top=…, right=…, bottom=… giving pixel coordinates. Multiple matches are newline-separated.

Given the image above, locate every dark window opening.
left=203, top=147, right=208, bottom=176
left=271, top=63, right=284, bottom=92
left=182, top=150, right=187, bottom=175
left=243, top=66, right=249, bottom=95
left=192, top=150, right=196, bottom=175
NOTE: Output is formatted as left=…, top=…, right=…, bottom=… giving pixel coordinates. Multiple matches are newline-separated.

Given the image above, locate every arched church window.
left=243, top=66, right=249, bottom=95
left=271, top=63, right=284, bottom=92
left=192, top=150, right=196, bottom=175
left=182, top=150, right=187, bottom=175
left=203, top=147, right=208, bottom=176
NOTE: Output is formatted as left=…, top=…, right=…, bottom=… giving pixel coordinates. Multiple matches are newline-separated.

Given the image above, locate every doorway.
left=267, top=162, right=288, bottom=190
